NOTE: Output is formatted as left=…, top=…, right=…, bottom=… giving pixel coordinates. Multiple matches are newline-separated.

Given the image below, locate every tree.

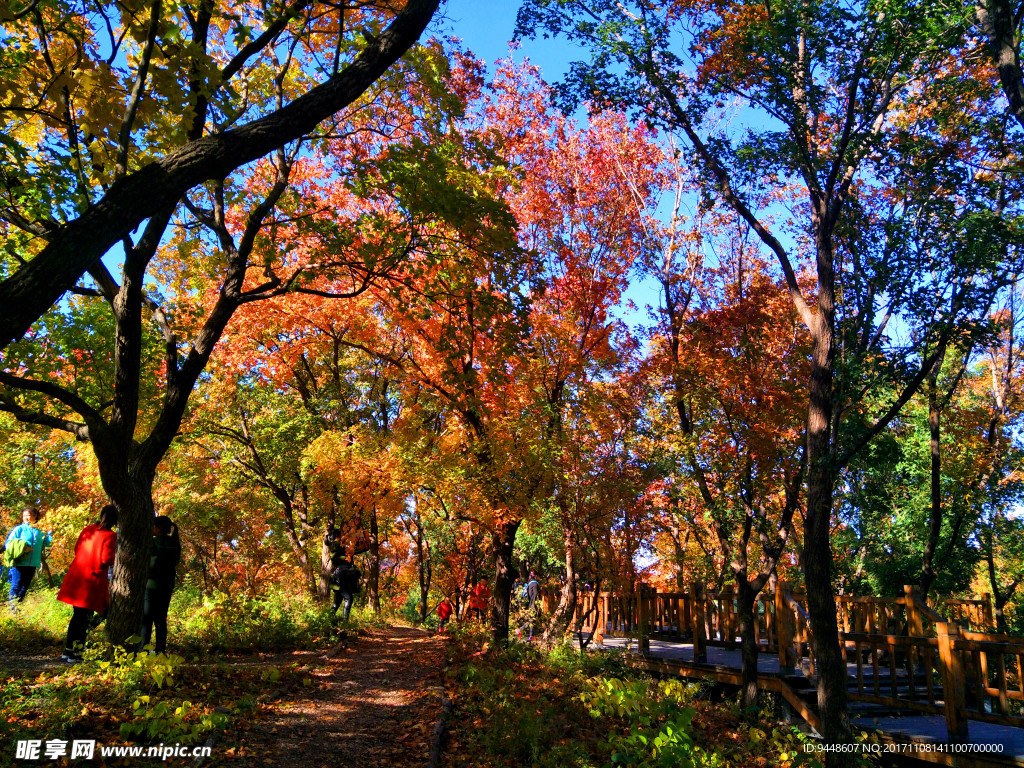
left=977, top=0, right=1024, bottom=131
left=185, top=376, right=324, bottom=595
left=484, top=62, right=662, bottom=638
left=647, top=199, right=810, bottom=709
left=0, top=24, right=452, bottom=643
left=517, top=0, right=1016, bottom=749
left=972, top=283, right=1024, bottom=630
left=0, top=0, right=441, bottom=347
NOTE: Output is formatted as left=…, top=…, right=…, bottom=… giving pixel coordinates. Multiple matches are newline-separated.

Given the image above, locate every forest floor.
left=229, top=624, right=447, bottom=767
left=0, top=624, right=449, bottom=767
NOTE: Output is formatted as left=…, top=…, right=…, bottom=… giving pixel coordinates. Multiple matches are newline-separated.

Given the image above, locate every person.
left=139, top=516, right=180, bottom=654
left=521, top=572, right=541, bottom=640
left=57, top=505, right=117, bottom=662
left=5, top=507, right=53, bottom=608
left=524, top=572, right=540, bottom=610
left=325, top=527, right=360, bottom=621
left=437, top=596, right=454, bottom=632
left=467, top=580, right=489, bottom=622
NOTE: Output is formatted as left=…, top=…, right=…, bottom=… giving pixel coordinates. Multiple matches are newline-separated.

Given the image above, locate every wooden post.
left=776, top=580, right=796, bottom=674
left=637, top=584, right=650, bottom=656
left=981, top=593, right=994, bottom=630
left=905, top=585, right=925, bottom=672
left=905, top=586, right=925, bottom=636
left=936, top=621, right=968, bottom=741
left=722, top=584, right=735, bottom=642
left=690, top=582, right=706, bottom=663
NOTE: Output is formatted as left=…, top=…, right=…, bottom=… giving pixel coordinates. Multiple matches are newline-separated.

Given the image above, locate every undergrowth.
left=440, top=623, right=838, bottom=768
left=0, top=582, right=358, bottom=765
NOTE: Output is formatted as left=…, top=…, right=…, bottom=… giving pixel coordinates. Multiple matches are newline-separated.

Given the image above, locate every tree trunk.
left=544, top=521, right=578, bottom=640
left=490, top=519, right=521, bottom=644
left=105, top=471, right=156, bottom=646
left=367, top=506, right=381, bottom=613
left=978, top=0, right=1024, bottom=132
left=278, top=494, right=317, bottom=596
left=417, top=521, right=431, bottom=623
left=319, top=536, right=333, bottom=601
left=921, top=373, right=943, bottom=595
left=986, top=525, right=1012, bottom=633
left=803, top=226, right=852, bottom=754
left=735, top=576, right=761, bottom=713
left=805, top=319, right=852, bottom=752
left=672, top=524, right=689, bottom=589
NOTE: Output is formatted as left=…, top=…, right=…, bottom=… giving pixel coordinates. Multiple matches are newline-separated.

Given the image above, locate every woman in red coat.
left=467, top=580, right=490, bottom=622
left=437, top=596, right=454, bottom=632
left=57, top=505, right=117, bottom=662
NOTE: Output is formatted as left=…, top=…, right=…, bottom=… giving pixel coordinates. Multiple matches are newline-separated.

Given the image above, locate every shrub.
left=171, top=588, right=338, bottom=653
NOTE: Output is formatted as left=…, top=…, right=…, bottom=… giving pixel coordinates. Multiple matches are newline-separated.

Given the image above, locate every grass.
left=0, top=581, right=359, bottom=767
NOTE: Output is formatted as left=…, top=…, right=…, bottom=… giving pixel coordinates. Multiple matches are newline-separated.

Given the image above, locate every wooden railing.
left=944, top=597, right=995, bottom=632
left=573, top=582, right=1023, bottom=741
left=957, top=630, right=1024, bottom=725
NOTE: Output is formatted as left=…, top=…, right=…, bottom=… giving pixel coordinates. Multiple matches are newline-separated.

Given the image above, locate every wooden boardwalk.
left=574, top=585, right=1024, bottom=767
left=601, top=637, right=1024, bottom=764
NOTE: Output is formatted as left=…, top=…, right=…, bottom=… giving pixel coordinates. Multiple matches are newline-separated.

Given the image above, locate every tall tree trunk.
left=990, top=559, right=1010, bottom=635
left=672, top=524, right=689, bottom=589
left=984, top=521, right=1019, bottom=634
left=490, top=519, right=521, bottom=644
left=417, top=521, right=431, bottom=623
left=978, top=0, right=1024, bottom=132
left=805, top=270, right=852, bottom=751
left=367, top=506, right=381, bottom=613
left=544, top=520, right=578, bottom=640
left=318, top=502, right=338, bottom=600
left=277, top=494, right=316, bottom=596
left=921, top=372, right=943, bottom=595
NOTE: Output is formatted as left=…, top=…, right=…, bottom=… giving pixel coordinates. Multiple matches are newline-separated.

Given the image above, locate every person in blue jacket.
left=5, top=507, right=53, bottom=608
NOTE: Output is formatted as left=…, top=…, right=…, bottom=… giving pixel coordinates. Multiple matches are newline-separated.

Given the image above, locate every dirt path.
left=232, top=625, right=448, bottom=767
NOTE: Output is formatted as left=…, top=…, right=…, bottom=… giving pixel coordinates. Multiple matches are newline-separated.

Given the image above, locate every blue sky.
left=437, top=0, right=576, bottom=82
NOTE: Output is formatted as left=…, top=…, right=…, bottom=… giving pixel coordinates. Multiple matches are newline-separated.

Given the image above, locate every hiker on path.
left=325, top=527, right=361, bottom=621
left=467, top=580, right=489, bottom=622
left=57, top=505, right=117, bottom=662
left=520, top=572, right=541, bottom=640
left=524, top=572, right=540, bottom=610
left=5, top=507, right=53, bottom=607
left=437, top=596, right=454, bottom=631
left=139, top=516, right=180, bottom=654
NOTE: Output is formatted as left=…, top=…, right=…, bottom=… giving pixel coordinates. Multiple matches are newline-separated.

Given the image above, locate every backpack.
left=3, top=538, right=29, bottom=568
left=332, top=561, right=362, bottom=593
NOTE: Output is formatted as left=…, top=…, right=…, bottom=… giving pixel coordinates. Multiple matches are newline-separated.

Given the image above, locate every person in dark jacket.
left=325, top=527, right=360, bottom=621
left=520, top=572, right=542, bottom=641
left=139, top=516, right=180, bottom=654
